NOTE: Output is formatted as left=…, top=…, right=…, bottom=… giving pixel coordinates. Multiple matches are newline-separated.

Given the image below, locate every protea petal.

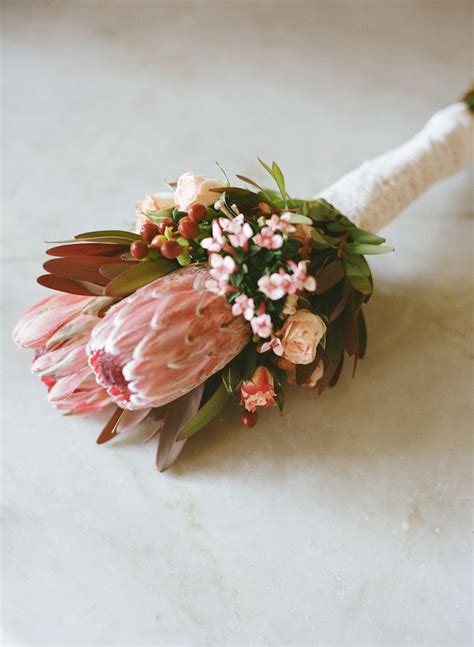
left=87, top=265, right=250, bottom=410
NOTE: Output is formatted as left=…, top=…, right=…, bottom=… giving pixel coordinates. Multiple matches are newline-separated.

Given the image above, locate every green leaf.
left=348, top=227, right=385, bottom=245
left=241, top=342, right=258, bottom=379
left=343, top=252, right=371, bottom=277
left=105, top=259, right=175, bottom=296
left=310, top=228, right=332, bottom=247
left=308, top=199, right=341, bottom=221
left=344, top=243, right=394, bottom=255
left=177, top=383, right=229, bottom=440
left=215, top=161, right=230, bottom=186
left=315, top=260, right=344, bottom=293
left=271, top=161, right=287, bottom=203
left=75, top=230, right=140, bottom=242
left=342, top=258, right=372, bottom=295
left=289, top=214, right=313, bottom=225
left=327, top=317, right=344, bottom=362
left=258, top=157, right=274, bottom=178
left=358, top=309, right=367, bottom=359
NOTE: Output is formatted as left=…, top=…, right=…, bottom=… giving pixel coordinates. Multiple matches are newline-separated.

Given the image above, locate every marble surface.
left=1, top=2, right=472, bottom=645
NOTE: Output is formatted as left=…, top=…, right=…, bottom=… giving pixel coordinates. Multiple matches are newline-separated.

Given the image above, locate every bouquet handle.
left=317, top=101, right=473, bottom=233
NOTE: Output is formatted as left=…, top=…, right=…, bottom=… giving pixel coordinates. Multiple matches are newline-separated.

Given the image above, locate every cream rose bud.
left=174, top=172, right=221, bottom=211
left=281, top=309, right=326, bottom=365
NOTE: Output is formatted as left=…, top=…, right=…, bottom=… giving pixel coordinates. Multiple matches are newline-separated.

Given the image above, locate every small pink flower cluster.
left=258, top=261, right=316, bottom=300
left=205, top=254, right=237, bottom=296
left=253, top=213, right=296, bottom=250
left=201, top=214, right=253, bottom=253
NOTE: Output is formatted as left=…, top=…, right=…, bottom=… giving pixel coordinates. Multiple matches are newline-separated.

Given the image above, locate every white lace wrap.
left=317, top=102, right=473, bottom=233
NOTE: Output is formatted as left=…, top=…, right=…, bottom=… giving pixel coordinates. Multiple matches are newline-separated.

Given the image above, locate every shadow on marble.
left=94, top=272, right=470, bottom=484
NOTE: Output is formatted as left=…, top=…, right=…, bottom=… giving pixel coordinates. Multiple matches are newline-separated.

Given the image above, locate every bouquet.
left=13, top=90, right=473, bottom=471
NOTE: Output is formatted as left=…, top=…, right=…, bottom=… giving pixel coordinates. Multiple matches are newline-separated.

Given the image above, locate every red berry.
left=160, top=240, right=182, bottom=259
left=157, top=217, right=174, bottom=235
left=150, top=234, right=167, bottom=249
left=130, top=240, right=149, bottom=259
left=188, top=203, right=207, bottom=223
left=178, top=217, right=199, bottom=240
left=139, top=222, right=159, bottom=243
left=240, top=411, right=258, bottom=428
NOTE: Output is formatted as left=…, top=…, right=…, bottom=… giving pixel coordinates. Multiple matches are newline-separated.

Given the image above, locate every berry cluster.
left=130, top=204, right=208, bottom=261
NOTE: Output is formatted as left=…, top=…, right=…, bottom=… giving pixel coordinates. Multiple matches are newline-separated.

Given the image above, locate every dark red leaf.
left=37, top=274, right=100, bottom=296
left=47, top=243, right=129, bottom=257
left=96, top=408, right=125, bottom=445
left=43, top=256, right=126, bottom=285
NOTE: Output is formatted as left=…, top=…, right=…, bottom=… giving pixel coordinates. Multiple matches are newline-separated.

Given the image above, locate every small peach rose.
left=174, top=172, right=221, bottom=211
left=240, top=366, right=276, bottom=412
left=281, top=309, right=326, bottom=365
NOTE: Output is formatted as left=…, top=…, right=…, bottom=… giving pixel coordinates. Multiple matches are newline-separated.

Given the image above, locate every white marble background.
left=1, top=1, right=472, bottom=645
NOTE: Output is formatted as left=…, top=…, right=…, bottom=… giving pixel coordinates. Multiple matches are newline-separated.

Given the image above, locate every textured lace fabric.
left=317, top=102, right=473, bottom=233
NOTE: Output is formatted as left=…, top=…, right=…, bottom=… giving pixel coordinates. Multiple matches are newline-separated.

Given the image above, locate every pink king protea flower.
left=87, top=264, right=250, bottom=410
left=12, top=293, right=114, bottom=414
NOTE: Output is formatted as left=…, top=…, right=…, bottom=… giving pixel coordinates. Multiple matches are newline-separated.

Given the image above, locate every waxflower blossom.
left=220, top=214, right=253, bottom=250
left=253, top=225, right=283, bottom=250
left=250, top=313, right=273, bottom=338
left=287, top=260, right=317, bottom=294
left=267, top=212, right=296, bottom=234
left=201, top=220, right=225, bottom=253
left=205, top=254, right=236, bottom=296
left=259, top=335, right=284, bottom=356
left=257, top=270, right=291, bottom=301
left=232, top=294, right=255, bottom=321
left=240, top=366, right=276, bottom=413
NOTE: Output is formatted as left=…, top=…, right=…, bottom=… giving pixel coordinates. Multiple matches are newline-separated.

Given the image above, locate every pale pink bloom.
left=204, top=277, right=229, bottom=296
left=280, top=309, right=326, bottom=365
left=220, top=215, right=253, bottom=249
left=250, top=313, right=273, bottom=338
left=231, top=294, right=255, bottom=321
left=259, top=335, right=284, bottom=356
left=13, top=293, right=113, bottom=414
left=201, top=220, right=225, bottom=253
left=287, top=260, right=317, bottom=294
left=174, top=172, right=221, bottom=211
left=206, top=254, right=236, bottom=296
left=253, top=226, right=283, bottom=250
left=240, top=366, right=276, bottom=413
left=135, top=192, right=176, bottom=232
left=257, top=269, right=291, bottom=301
left=267, top=212, right=296, bottom=234
left=88, top=265, right=250, bottom=410
left=209, top=253, right=236, bottom=278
